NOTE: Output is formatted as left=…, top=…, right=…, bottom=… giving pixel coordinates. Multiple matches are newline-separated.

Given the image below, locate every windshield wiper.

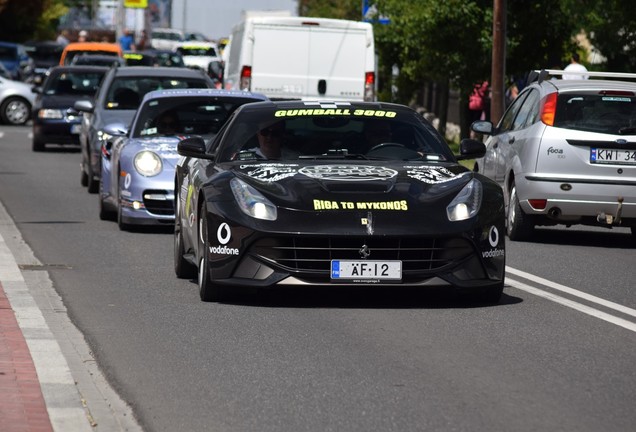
left=618, top=127, right=636, bottom=135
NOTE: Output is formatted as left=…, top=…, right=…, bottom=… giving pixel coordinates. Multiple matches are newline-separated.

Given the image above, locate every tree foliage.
left=0, top=0, right=68, bottom=41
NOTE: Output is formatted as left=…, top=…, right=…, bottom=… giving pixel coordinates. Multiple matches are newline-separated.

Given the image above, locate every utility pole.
left=491, top=0, right=506, bottom=124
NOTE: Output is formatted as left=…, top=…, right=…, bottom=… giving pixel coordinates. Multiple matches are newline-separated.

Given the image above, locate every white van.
left=223, top=16, right=376, bottom=101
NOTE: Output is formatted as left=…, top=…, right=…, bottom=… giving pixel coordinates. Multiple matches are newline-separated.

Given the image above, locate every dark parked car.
left=174, top=100, right=506, bottom=303
left=24, top=41, right=65, bottom=85
left=74, top=66, right=213, bottom=193
left=0, top=41, right=34, bottom=81
left=31, top=65, right=108, bottom=151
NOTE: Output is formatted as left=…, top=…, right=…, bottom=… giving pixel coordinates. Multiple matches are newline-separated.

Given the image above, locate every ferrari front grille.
left=249, top=236, right=473, bottom=275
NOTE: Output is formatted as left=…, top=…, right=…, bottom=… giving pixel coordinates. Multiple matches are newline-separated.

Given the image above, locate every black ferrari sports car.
left=174, top=100, right=506, bottom=303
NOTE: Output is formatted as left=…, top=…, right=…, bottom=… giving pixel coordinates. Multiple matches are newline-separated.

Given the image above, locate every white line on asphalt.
left=0, top=132, right=4, bottom=139
left=507, top=266, right=636, bottom=318
left=506, top=277, right=636, bottom=333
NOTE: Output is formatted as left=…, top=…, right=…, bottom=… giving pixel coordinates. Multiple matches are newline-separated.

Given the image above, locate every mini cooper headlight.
left=38, top=109, right=64, bottom=119
left=230, top=177, right=277, bottom=221
left=134, top=151, right=162, bottom=177
left=446, top=178, right=482, bottom=221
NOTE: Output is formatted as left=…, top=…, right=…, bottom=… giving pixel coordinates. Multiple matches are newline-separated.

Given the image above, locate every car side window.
left=498, top=90, right=530, bottom=133
left=512, top=89, right=540, bottom=131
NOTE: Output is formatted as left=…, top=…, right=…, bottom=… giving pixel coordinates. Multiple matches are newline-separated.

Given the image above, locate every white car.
left=174, top=41, right=221, bottom=71
left=0, top=75, right=36, bottom=125
left=471, top=69, right=636, bottom=240
left=150, top=28, right=185, bottom=51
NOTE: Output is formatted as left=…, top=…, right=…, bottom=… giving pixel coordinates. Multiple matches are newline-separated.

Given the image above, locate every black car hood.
left=232, top=162, right=473, bottom=213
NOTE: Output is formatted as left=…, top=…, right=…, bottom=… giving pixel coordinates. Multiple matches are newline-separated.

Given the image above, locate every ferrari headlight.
left=230, top=177, right=277, bottom=221
left=134, top=151, right=162, bottom=177
left=38, top=109, right=63, bottom=119
left=447, top=178, right=482, bottom=221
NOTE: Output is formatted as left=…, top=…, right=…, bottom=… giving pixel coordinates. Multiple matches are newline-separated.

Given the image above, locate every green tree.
left=573, top=0, right=636, bottom=72
left=0, top=0, right=68, bottom=41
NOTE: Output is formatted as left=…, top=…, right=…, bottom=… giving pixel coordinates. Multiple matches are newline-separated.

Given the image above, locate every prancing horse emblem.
left=359, top=244, right=370, bottom=259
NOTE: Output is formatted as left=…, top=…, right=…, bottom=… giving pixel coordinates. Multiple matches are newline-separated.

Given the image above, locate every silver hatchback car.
left=472, top=70, right=636, bottom=240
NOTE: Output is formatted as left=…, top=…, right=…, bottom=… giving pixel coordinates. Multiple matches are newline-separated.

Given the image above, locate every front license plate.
left=591, top=148, right=636, bottom=165
left=331, top=260, right=402, bottom=281
left=70, top=124, right=81, bottom=134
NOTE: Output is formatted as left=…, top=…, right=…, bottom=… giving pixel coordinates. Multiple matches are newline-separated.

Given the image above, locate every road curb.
left=0, top=200, right=142, bottom=432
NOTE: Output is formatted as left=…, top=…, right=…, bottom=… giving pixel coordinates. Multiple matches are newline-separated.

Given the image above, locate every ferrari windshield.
left=216, top=106, right=454, bottom=162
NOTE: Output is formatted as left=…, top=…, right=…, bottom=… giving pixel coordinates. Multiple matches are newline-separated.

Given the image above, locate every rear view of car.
left=472, top=70, right=636, bottom=240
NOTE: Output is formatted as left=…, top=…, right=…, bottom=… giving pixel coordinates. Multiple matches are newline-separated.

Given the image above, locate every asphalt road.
left=1, top=125, right=635, bottom=432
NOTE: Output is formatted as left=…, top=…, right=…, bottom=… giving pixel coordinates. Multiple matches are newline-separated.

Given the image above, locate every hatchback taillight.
left=541, top=93, right=558, bottom=126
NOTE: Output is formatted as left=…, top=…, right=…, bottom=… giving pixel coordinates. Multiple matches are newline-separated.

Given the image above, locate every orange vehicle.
left=59, top=42, right=123, bottom=65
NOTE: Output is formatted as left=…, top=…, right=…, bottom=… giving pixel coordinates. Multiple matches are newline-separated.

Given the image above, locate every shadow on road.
left=524, top=227, right=634, bottom=249
left=204, top=284, right=523, bottom=310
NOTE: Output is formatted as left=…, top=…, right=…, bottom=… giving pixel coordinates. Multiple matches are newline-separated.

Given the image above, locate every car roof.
left=47, top=65, right=110, bottom=74
left=108, top=65, right=207, bottom=78
left=237, top=99, right=415, bottom=112
left=140, top=88, right=268, bottom=103
left=540, top=79, right=636, bottom=92
left=63, top=42, right=121, bottom=51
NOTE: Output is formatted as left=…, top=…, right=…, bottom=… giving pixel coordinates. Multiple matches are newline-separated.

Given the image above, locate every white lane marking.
left=507, top=266, right=636, bottom=318
left=0, top=132, right=4, bottom=139
left=507, top=277, right=636, bottom=333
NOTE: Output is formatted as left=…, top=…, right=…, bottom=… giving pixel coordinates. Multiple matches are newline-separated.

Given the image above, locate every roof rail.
left=526, top=69, right=549, bottom=85
left=535, top=69, right=636, bottom=80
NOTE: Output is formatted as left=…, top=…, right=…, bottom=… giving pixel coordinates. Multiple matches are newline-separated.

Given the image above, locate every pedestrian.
left=468, top=80, right=489, bottom=124
left=562, top=53, right=588, bottom=80
left=119, top=29, right=136, bottom=51
left=77, top=30, right=88, bottom=42
left=56, top=29, right=70, bottom=46
left=137, top=30, right=148, bottom=51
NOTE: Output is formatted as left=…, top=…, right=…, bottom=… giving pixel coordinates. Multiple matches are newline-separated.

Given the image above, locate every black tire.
left=32, top=137, right=46, bottom=152
left=87, top=164, right=99, bottom=194
left=507, top=183, right=534, bottom=241
left=197, top=205, right=223, bottom=302
left=98, top=181, right=115, bottom=221
left=116, top=187, right=131, bottom=231
left=174, top=188, right=197, bottom=279
left=0, top=97, right=31, bottom=125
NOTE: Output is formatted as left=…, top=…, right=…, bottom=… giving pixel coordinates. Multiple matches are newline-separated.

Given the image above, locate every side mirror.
left=74, top=99, right=94, bottom=113
left=207, top=60, right=224, bottom=82
left=32, top=86, right=42, bottom=94
left=457, top=138, right=486, bottom=160
left=177, top=136, right=213, bottom=159
left=470, top=120, right=494, bottom=136
left=103, top=122, right=128, bottom=137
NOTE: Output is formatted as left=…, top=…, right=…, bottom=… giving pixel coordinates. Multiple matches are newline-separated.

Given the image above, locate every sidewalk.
left=0, top=282, right=53, bottom=432
left=0, top=200, right=142, bottom=432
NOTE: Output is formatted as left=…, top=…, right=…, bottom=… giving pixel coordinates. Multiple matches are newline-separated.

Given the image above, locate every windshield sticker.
left=275, top=108, right=397, bottom=118
left=299, top=165, right=398, bottom=181
left=313, top=200, right=408, bottom=211
left=141, top=127, right=158, bottom=136
left=602, top=97, right=631, bottom=102
left=405, top=166, right=460, bottom=184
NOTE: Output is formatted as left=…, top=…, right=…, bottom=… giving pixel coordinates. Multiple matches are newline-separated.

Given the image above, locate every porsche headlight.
left=134, top=151, right=162, bottom=177
left=447, top=178, right=482, bottom=221
left=38, top=109, right=63, bottom=119
left=230, top=177, right=277, bottom=221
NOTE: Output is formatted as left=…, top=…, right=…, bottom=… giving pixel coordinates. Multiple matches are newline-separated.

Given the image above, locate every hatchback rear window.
left=554, top=93, right=636, bottom=135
